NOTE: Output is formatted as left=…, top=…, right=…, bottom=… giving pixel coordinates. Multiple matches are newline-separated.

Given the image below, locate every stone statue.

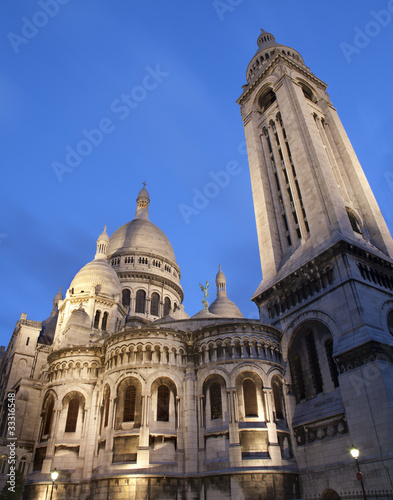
left=199, top=281, right=209, bottom=309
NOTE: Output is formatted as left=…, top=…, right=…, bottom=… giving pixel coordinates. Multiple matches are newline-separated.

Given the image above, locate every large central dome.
left=107, top=184, right=177, bottom=263
left=107, top=218, right=176, bottom=262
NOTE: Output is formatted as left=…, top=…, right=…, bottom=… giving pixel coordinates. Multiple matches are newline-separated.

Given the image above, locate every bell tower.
left=238, top=30, right=393, bottom=497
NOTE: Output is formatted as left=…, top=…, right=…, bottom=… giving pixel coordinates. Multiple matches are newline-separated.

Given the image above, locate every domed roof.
left=70, top=259, right=121, bottom=297
left=208, top=296, right=243, bottom=318
left=70, top=229, right=122, bottom=297
left=107, top=185, right=177, bottom=263
left=107, top=218, right=176, bottom=262
left=246, top=29, right=304, bottom=83
left=208, top=266, right=243, bottom=318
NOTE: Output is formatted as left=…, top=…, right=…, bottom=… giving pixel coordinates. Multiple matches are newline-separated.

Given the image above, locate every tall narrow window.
left=101, top=312, right=108, bottom=331
left=18, top=457, right=26, bottom=474
left=272, top=379, right=285, bottom=420
left=347, top=209, right=362, bottom=234
left=135, top=290, right=146, bottom=313
left=104, top=390, right=110, bottom=427
left=210, top=382, right=222, bottom=420
left=123, top=385, right=136, bottom=422
left=163, top=297, right=171, bottom=316
left=0, top=455, right=7, bottom=474
left=94, top=310, right=101, bottom=329
left=65, top=398, right=79, bottom=432
left=157, top=385, right=170, bottom=421
left=122, top=289, right=131, bottom=308
left=388, top=310, right=393, bottom=336
left=43, top=398, right=54, bottom=436
left=325, top=339, right=339, bottom=388
left=305, top=332, right=323, bottom=394
left=150, top=292, right=160, bottom=316
left=292, top=354, right=305, bottom=403
left=243, top=379, right=258, bottom=417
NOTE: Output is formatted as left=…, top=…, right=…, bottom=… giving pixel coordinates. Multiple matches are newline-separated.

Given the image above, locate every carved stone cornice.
left=335, top=341, right=393, bottom=374
left=294, top=415, right=347, bottom=446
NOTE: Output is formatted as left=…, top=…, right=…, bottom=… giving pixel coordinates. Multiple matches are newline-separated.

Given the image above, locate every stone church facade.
left=0, top=30, right=392, bottom=500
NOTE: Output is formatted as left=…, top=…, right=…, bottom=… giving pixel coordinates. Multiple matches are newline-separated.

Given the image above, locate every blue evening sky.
left=1, top=1, right=393, bottom=346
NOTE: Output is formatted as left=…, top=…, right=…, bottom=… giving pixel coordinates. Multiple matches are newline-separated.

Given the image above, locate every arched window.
left=65, top=398, right=79, bottom=432
left=0, top=455, right=8, bottom=474
left=272, top=378, right=285, bottom=420
left=104, top=389, right=110, bottom=427
left=43, top=397, right=54, bottom=436
left=150, top=292, right=160, bottom=316
left=325, top=339, right=339, bottom=388
left=94, top=310, right=101, bottom=329
left=135, top=290, right=146, bottom=314
left=346, top=209, right=362, bottom=234
left=122, top=289, right=131, bottom=308
left=101, top=311, right=108, bottom=331
left=157, top=385, right=170, bottom=421
left=163, top=297, right=171, bottom=316
left=210, top=382, right=222, bottom=420
left=301, top=83, right=314, bottom=102
left=18, top=457, right=27, bottom=474
left=388, top=310, right=393, bottom=336
left=123, top=385, right=136, bottom=422
left=243, top=379, right=258, bottom=417
left=258, top=88, right=276, bottom=113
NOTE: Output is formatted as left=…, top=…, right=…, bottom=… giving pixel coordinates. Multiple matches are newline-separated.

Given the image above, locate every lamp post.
left=49, top=468, right=58, bottom=500
left=350, top=446, right=367, bottom=500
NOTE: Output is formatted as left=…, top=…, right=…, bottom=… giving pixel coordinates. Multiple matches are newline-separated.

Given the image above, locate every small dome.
left=38, top=313, right=58, bottom=345
left=70, top=228, right=122, bottom=297
left=54, top=286, right=63, bottom=303
left=209, top=266, right=243, bottom=318
left=246, top=28, right=305, bottom=83
left=66, top=306, right=91, bottom=329
left=137, top=184, right=150, bottom=202
left=209, top=296, right=243, bottom=318
left=70, top=259, right=121, bottom=297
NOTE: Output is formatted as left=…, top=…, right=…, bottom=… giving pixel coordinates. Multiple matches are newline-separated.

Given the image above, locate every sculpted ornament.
left=199, top=281, right=209, bottom=310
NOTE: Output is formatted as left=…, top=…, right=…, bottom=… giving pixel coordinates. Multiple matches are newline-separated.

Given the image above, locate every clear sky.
left=1, top=1, right=393, bottom=346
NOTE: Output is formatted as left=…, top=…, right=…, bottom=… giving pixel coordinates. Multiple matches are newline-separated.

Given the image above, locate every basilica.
left=0, top=30, right=393, bottom=500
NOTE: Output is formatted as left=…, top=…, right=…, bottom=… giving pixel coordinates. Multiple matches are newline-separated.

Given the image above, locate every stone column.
left=137, top=394, right=150, bottom=466
left=227, top=389, right=241, bottom=467
left=183, top=368, right=198, bottom=473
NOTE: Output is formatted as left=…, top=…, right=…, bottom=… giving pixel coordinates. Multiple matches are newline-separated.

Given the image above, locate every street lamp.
left=350, top=446, right=367, bottom=500
left=49, top=468, right=58, bottom=500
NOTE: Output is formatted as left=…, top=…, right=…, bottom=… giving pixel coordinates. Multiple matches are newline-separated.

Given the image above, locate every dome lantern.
left=95, top=226, right=110, bottom=260
left=135, top=182, right=150, bottom=220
